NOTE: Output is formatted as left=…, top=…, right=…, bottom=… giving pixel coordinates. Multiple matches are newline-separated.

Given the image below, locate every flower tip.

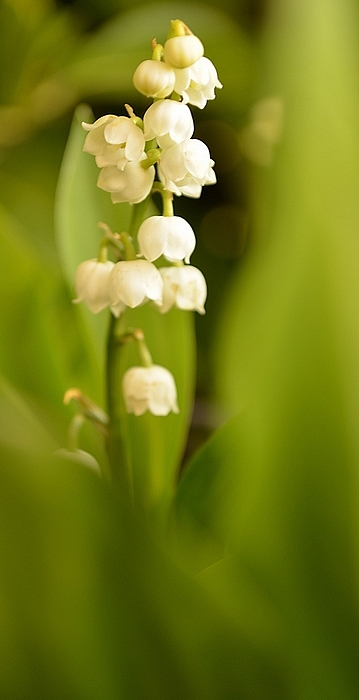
left=63, top=387, right=82, bottom=405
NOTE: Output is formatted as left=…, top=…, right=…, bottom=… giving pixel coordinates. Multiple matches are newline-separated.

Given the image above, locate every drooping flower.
left=173, top=57, right=223, bottom=109
left=82, top=115, right=145, bottom=168
left=133, top=60, right=176, bottom=98
left=143, top=100, right=194, bottom=149
left=157, top=265, right=207, bottom=314
left=97, top=160, right=155, bottom=204
left=109, top=259, right=163, bottom=309
left=73, top=258, right=115, bottom=314
left=158, top=138, right=216, bottom=198
left=122, top=365, right=179, bottom=416
left=138, top=215, right=196, bottom=263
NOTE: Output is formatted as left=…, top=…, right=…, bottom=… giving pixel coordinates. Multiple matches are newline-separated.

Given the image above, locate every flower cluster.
left=74, top=19, right=221, bottom=417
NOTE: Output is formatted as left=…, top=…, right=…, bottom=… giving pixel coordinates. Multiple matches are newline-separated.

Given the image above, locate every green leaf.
left=0, top=167, right=107, bottom=453
left=54, top=103, right=132, bottom=368
left=0, top=372, right=56, bottom=455
left=208, top=0, right=359, bottom=695
left=0, top=441, right=285, bottom=699
left=174, top=414, right=238, bottom=571
left=111, top=305, right=196, bottom=521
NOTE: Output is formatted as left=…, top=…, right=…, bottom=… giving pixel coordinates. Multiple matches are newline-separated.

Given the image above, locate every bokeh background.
left=2, top=0, right=359, bottom=697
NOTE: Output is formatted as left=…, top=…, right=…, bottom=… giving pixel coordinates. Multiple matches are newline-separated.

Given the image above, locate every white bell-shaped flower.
left=122, top=365, right=179, bottom=416
left=158, top=138, right=216, bottom=198
left=157, top=265, right=207, bottom=314
left=143, top=100, right=194, bottom=149
left=83, top=115, right=145, bottom=168
left=133, top=60, right=176, bottom=98
left=73, top=258, right=115, bottom=314
left=137, top=215, right=196, bottom=263
left=174, top=57, right=223, bottom=109
left=163, top=34, right=204, bottom=68
left=97, top=160, right=155, bottom=204
left=109, top=259, right=163, bottom=308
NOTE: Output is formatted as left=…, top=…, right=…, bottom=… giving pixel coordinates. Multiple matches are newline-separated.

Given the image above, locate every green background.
left=1, top=0, right=359, bottom=696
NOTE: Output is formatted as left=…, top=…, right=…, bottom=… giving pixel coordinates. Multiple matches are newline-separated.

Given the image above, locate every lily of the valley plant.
left=65, top=19, right=222, bottom=486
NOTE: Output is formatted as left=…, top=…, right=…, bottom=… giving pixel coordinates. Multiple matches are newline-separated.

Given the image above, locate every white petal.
left=163, top=216, right=196, bottom=262
left=73, top=259, right=114, bottom=313
left=109, top=260, right=163, bottom=308
left=122, top=365, right=179, bottom=416
left=133, top=60, right=176, bottom=98
left=183, top=139, right=211, bottom=180
left=163, top=35, right=204, bottom=69
left=173, top=67, right=191, bottom=94
left=143, top=100, right=194, bottom=148
left=138, top=216, right=167, bottom=261
left=99, top=162, right=155, bottom=204
left=158, top=265, right=206, bottom=314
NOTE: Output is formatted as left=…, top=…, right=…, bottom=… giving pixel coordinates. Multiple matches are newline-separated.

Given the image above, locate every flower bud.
left=122, top=365, right=179, bottom=416
left=138, top=215, right=196, bottom=263
left=157, top=265, right=207, bottom=314
left=164, top=35, right=204, bottom=69
left=73, top=259, right=114, bottom=314
left=133, top=60, right=176, bottom=98
left=109, top=259, right=163, bottom=308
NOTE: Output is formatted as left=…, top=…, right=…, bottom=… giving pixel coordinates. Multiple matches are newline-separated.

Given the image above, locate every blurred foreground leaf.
left=0, top=441, right=285, bottom=699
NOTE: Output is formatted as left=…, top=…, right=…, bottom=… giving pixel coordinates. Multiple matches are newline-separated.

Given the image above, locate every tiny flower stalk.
left=61, top=388, right=110, bottom=480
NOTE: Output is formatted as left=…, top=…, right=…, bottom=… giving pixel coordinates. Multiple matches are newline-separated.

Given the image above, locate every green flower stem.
left=105, top=199, right=151, bottom=496
left=152, top=43, right=163, bottom=61
left=68, top=413, right=85, bottom=452
left=162, top=191, right=174, bottom=217
left=151, top=181, right=173, bottom=216
left=97, top=223, right=124, bottom=261
left=106, top=312, right=134, bottom=497
left=120, top=231, right=136, bottom=260
left=134, top=329, right=153, bottom=367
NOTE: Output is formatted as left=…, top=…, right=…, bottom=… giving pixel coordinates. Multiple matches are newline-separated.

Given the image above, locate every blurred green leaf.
left=208, top=0, right=359, bottom=695
left=55, top=103, right=132, bottom=367
left=174, top=414, right=237, bottom=570
left=112, top=304, right=196, bottom=519
left=0, top=372, right=56, bottom=455
left=0, top=442, right=286, bottom=699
